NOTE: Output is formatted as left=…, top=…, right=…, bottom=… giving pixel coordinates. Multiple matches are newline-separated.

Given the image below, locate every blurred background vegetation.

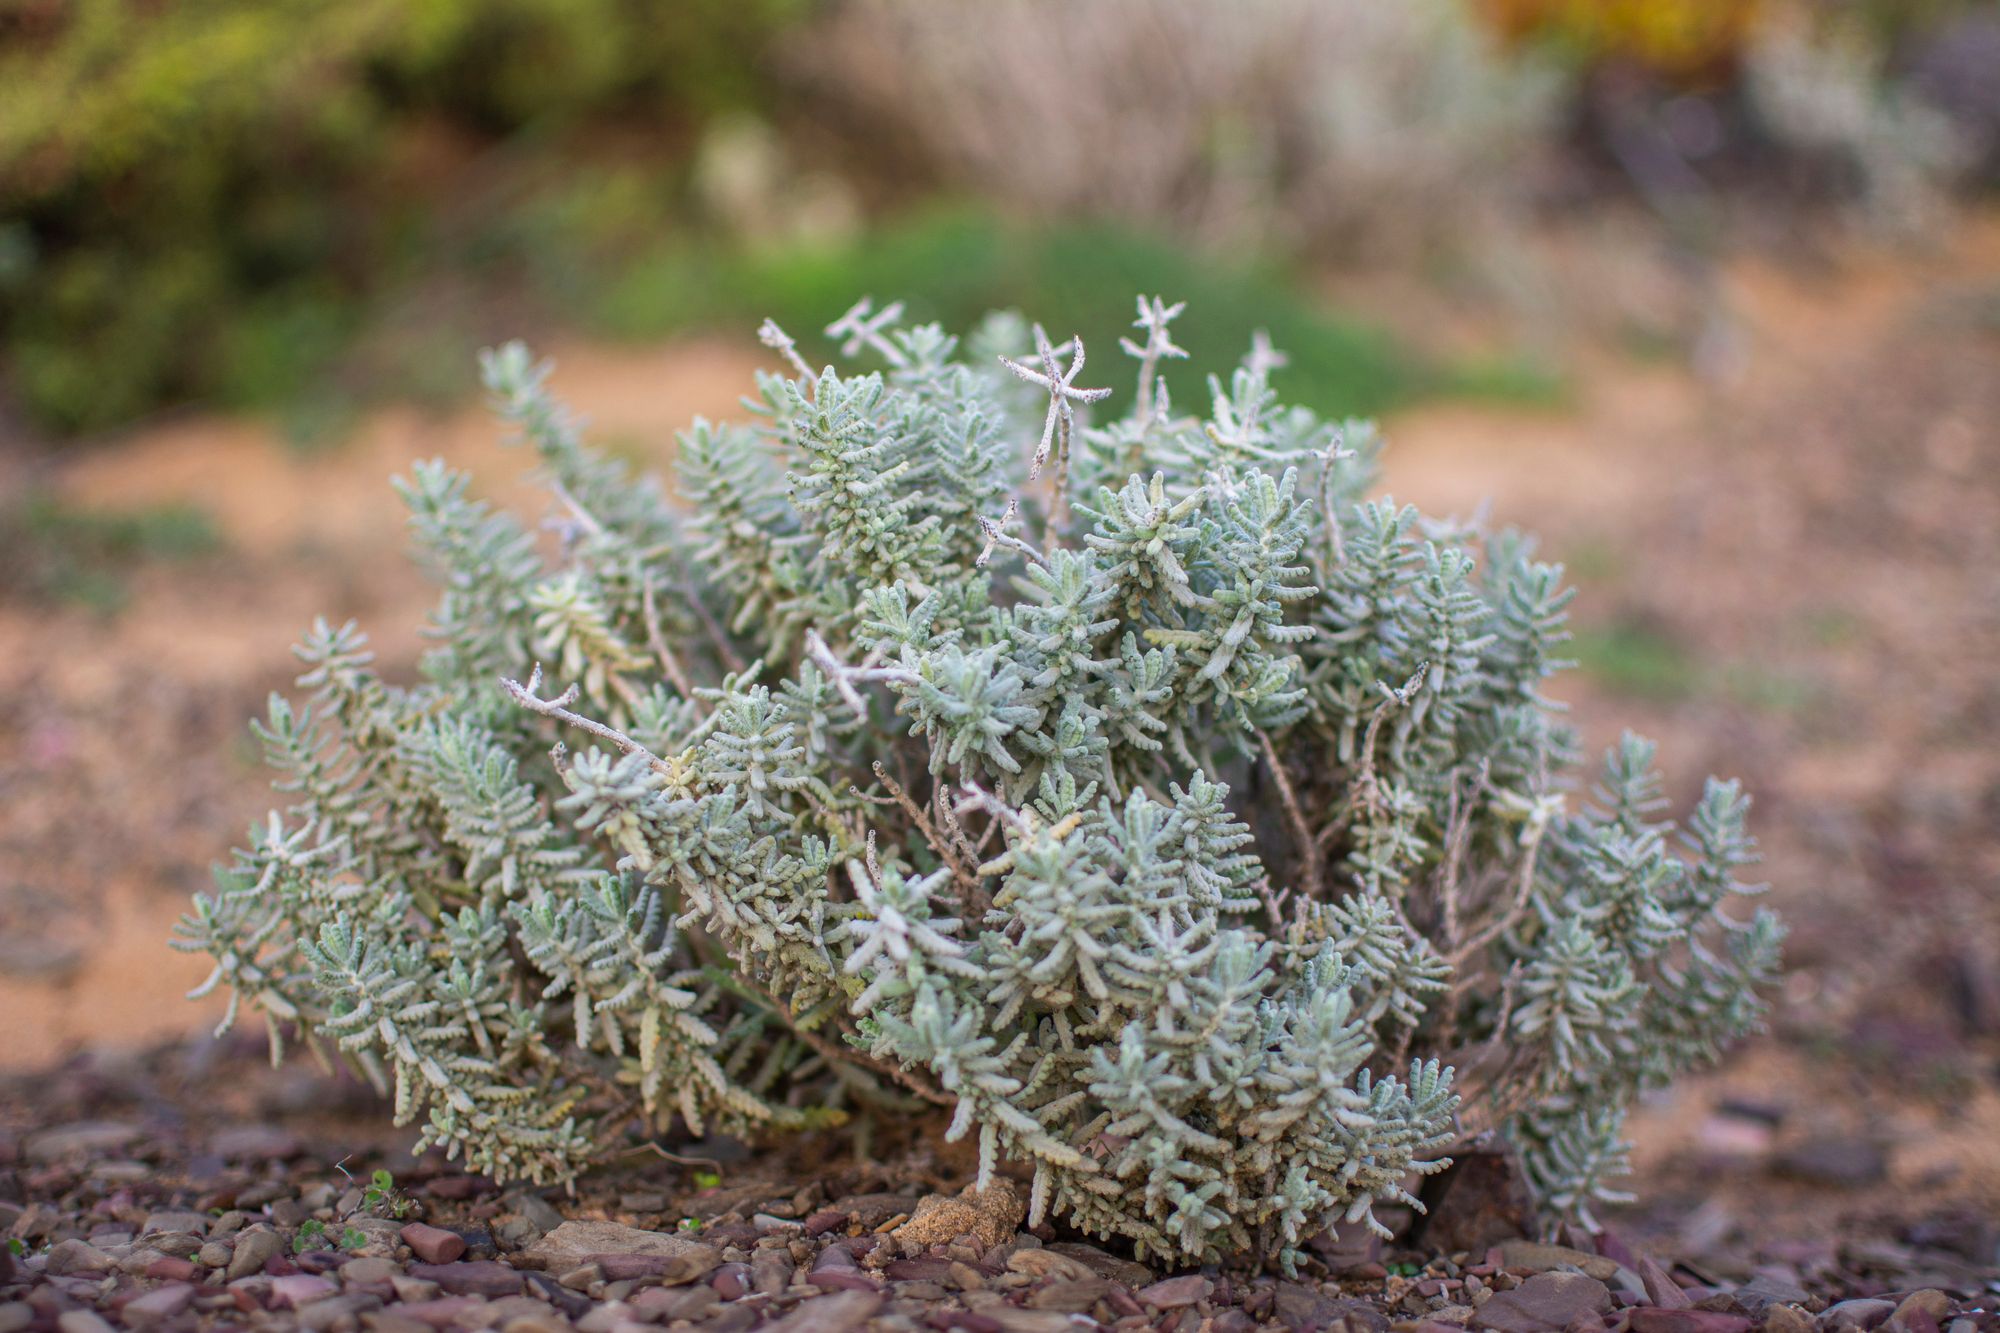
left=0, top=0, right=1994, bottom=444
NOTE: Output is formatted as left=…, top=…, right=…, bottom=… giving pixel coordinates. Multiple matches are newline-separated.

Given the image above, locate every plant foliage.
left=0, top=0, right=803, bottom=434
left=181, top=296, right=1779, bottom=1267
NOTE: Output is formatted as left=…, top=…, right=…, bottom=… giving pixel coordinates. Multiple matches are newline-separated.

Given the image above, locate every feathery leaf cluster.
left=182, top=295, right=1779, bottom=1265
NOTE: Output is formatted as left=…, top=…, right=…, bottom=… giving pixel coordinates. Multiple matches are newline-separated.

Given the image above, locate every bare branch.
left=1451, top=794, right=1557, bottom=969
left=871, top=762, right=983, bottom=912
left=1257, top=729, right=1324, bottom=906
left=826, top=297, right=909, bottom=367
left=1120, top=295, right=1188, bottom=429
left=975, top=498, right=1047, bottom=569
left=1318, top=425, right=1357, bottom=567
left=805, top=628, right=918, bottom=717
left=501, top=664, right=668, bottom=773
left=681, top=572, right=746, bottom=674
left=999, top=324, right=1112, bottom=485
left=758, top=318, right=818, bottom=384
left=640, top=574, right=699, bottom=702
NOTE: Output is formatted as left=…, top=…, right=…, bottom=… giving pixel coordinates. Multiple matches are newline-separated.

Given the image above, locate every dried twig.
left=999, top=325, right=1110, bottom=530
left=871, top=762, right=982, bottom=907
left=758, top=318, right=817, bottom=384
left=975, top=498, right=1047, bottom=569
left=1318, top=426, right=1357, bottom=567
left=826, top=297, right=909, bottom=368
left=1436, top=761, right=1492, bottom=958
left=1450, top=797, right=1556, bottom=969
left=1119, top=295, right=1188, bottom=429
left=739, top=974, right=954, bottom=1108
left=1352, top=661, right=1429, bottom=811
left=805, top=628, right=918, bottom=716
left=502, top=664, right=667, bottom=773
left=640, top=574, right=699, bottom=701
left=1257, top=728, right=1324, bottom=905
left=681, top=573, right=746, bottom=674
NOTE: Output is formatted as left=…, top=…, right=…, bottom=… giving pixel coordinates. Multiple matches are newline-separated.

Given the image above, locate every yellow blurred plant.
left=1478, top=0, right=1764, bottom=82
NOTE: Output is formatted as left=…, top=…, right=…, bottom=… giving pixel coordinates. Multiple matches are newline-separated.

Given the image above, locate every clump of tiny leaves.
left=178, top=295, right=1781, bottom=1268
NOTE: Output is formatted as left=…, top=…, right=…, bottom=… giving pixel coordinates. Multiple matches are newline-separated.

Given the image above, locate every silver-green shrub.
left=179, top=296, right=1780, bottom=1267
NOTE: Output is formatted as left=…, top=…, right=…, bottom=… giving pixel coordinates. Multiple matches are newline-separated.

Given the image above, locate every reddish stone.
left=399, top=1223, right=466, bottom=1265
left=885, top=1258, right=955, bottom=1281
left=1138, top=1275, right=1213, bottom=1309
left=813, top=1243, right=860, bottom=1271
left=122, top=1283, right=197, bottom=1322
left=406, top=1260, right=522, bottom=1298
left=268, top=1274, right=337, bottom=1309
left=1628, top=1311, right=1754, bottom=1333
left=711, top=1262, right=752, bottom=1300
left=804, top=1209, right=850, bottom=1237
left=810, top=1266, right=884, bottom=1293
left=144, top=1257, right=199, bottom=1281
left=592, top=1252, right=684, bottom=1280
left=1595, top=1230, right=1643, bottom=1270
left=1105, top=1287, right=1146, bottom=1317
left=1639, top=1258, right=1693, bottom=1310
left=1474, top=1272, right=1613, bottom=1333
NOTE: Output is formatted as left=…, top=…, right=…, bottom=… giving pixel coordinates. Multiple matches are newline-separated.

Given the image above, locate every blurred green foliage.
left=0, top=491, right=223, bottom=613
left=567, top=207, right=1561, bottom=421
left=0, top=0, right=804, bottom=435
left=1571, top=617, right=1700, bottom=701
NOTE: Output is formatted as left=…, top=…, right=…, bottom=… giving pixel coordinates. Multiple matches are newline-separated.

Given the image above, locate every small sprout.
left=341, top=1227, right=368, bottom=1252
left=692, top=1170, right=721, bottom=1190
left=677, top=1217, right=703, bottom=1235
left=360, top=1168, right=412, bottom=1219
left=293, top=1220, right=327, bottom=1254
left=6, top=1237, right=25, bottom=1257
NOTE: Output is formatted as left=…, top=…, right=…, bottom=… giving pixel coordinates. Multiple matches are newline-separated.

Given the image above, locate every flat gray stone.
left=141, top=1211, right=211, bottom=1238
left=521, top=1219, right=707, bottom=1269
left=513, top=1195, right=565, bottom=1234
left=44, top=1240, right=117, bottom=1277
left=228, top=1228, right=283, bottom=1280
left=1498, top=1240, right=1620, bottom=1282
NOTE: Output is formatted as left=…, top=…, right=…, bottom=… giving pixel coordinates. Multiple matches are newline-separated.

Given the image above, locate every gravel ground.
left=3, top=1039, right=1996, bottom=1333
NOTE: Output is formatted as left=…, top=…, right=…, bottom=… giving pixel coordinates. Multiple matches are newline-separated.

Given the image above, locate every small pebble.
left=271, top=1274, right=340, bottom=1309
left=1136, top=1272, right=1208, bottom=1304
left=122, top=1283, right=197, bottom=1322
left=400, top=1223, right=467, bottom=1265
left=57, top=1313, right=119, bottom=1333
left=390, top=1275, right=441, bottom=1303
left=341, top=1256, right=400, bottom=1286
